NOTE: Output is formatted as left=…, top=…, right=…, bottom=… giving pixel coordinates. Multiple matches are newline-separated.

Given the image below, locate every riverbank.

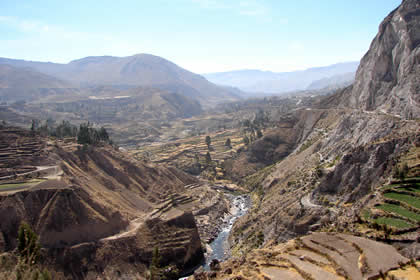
left=203, top=194, right=250, bottom=268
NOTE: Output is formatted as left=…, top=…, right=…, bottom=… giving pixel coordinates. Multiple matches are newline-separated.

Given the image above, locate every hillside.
left=0, top=64, right=81, bottom=103
left=203, top=62, right=359, bottom=94
left=0, top=0, right=419, bottom=279
left=0, top=126, right=233, bottom=279
left=0, top=54, right=240, bottom=107
left=204, top=0, right=420, bottom=261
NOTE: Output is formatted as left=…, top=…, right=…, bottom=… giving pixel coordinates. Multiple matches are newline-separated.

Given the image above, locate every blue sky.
left=0, top=0, right=401, bottom=73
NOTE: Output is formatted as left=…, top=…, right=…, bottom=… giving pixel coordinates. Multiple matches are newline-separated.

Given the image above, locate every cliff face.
left=0, top=186, right=127, bottom=251
left=46, top=212, right=203, bottom=280
left=346, top=0, right=420, bottom=118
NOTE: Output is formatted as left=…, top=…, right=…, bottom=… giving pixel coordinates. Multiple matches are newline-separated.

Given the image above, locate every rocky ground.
left=193, top=232, right=420, bottom=280
left=0, top=126, right=233, bottom=279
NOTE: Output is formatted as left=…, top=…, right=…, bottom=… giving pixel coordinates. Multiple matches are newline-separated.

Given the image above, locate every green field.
left=398, top=183, right=420, bottom=193
left=384, top=192, right=420, bottom=209
left=374, top=217, right=413, bottom=229
left=0, top=179, right=44, bottom=190
left=376, top=203, right=420, bottom=222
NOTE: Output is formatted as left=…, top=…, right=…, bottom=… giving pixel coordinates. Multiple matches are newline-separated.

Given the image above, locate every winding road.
left=301, top=194, right=322, bottom=208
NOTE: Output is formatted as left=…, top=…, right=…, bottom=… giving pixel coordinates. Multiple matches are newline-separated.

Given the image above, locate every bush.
left=225, top=138, right=232, bottom=148
left=17, top=222, right=40, bottom=264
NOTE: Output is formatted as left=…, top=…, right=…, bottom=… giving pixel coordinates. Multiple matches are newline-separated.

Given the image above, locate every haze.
left=0, top=0, right=401, bottom=73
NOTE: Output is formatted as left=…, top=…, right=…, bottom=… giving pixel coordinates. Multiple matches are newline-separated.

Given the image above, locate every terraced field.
left=376, top=203, right=420, bottom=222
left=384, top=191, right=420, bottom=209
left=360, top=184, right=420, bottom=240
left=132, top=128, right=247, bottom=177
left=365, top=180, right=420, bottom=230
left=0, top=179, right=45, bottom=191
left=206, top=232, right=416, bottom=280
left=360, top=144, right=420, bottom=234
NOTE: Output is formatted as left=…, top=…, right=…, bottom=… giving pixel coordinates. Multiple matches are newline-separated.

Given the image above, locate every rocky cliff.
left=344, top=0, right=420, bottom=119
left=226, top=0, right=420, bottom=259
left=229, top=105, right=418, bottom=253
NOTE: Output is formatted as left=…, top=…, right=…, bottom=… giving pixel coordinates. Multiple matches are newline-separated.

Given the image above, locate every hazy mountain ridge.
left=0, top=54, right=241, bottom=107
left=204, top=61, right=359, bottom=94
left=306, top=71, right=355, bottom=90
left=0, top=64, right=83, bottom=103
left=0, top=64, right=67, bottom=89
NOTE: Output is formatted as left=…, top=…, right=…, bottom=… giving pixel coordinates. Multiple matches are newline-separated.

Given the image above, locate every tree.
left=98, top=127, right=109, bottom=142
left=400, top=163, right=409, bottom=181
left=243, top=135, right=250, bottom=146
left=150, top=247, right=161, bottom=280
left=394, top=163, right=409, bottom=182
left=205, top=135, right=211, bottom=149
left=77, top=123, right=91, bottom=145
left=225, top=138, right=231, bottom=149
left=243, top=119, right=251, bottom=128
left=17, top=222, right=40, bottom=264
left=206, top=152, right=212, bottom=165
left=77, top=123, right=110, bottom=145
left=30, top=119, right=39, bottom=132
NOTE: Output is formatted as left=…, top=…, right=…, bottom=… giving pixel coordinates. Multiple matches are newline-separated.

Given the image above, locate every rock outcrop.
left=344, top=0, right=420, bottom=118
left=45, top=211, right=203, bottom=280
left=229, top=0, right=420, bottom=252
left=0, top=186, right=127, bottom=251
left=316, top=137, right=411, bottom=202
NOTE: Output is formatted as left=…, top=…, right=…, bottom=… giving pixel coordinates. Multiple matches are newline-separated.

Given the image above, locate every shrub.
left=17, top=222, right=40, bottom=264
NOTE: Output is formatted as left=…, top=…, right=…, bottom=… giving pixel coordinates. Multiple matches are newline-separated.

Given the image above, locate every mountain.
left=0, top=54, right=241, bottom=107
left=213, top=0, right=420, bottom=267
left=0, top=64, right=81, bottom=103
left=203, top=61, right=359, bottom=94
left=306, top=71, right=355, bottom=90
left=339, top=0, right=420, bottom=119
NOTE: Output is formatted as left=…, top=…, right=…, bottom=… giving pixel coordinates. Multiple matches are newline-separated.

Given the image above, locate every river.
left=203, top=194, right=250, bottom=269
left=179, top=194, right=250, bottom=279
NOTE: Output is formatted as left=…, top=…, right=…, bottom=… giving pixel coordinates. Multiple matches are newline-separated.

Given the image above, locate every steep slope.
left=342, top=0, right=420, bottom=118
left=0, top=64, right=80, bottom=103
left=204, top=62, right=359, bottom=94
left=0, top=127, right=218, bottom=278
left=225, top=0, right=420, bottom=260
left=0, top=54, right=240, bottom=107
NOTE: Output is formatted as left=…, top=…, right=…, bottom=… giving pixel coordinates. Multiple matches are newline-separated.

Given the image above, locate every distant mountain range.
left=0, top=54, right=240, bottom=107
left=0, top=64, right=82, bottom=103
left=306, top=71, right=356, bottom=91
left=203, top=62, right=359, bottom=94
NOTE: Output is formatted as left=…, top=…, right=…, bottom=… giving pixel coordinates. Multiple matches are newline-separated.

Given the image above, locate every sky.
left=0, top=0, right=401, bottom=73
